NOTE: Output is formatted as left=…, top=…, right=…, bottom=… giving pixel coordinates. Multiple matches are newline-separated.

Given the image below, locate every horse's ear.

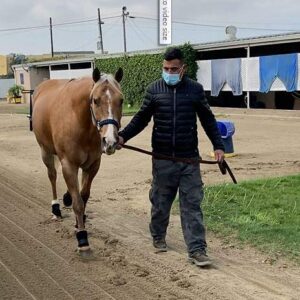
left=93, top=68, right=101, bottom=82
left=115, top=67, right=123, bottom=83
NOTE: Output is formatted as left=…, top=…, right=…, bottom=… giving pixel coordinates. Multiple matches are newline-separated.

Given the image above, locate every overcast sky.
left=0, top=0, right=299, bottom=55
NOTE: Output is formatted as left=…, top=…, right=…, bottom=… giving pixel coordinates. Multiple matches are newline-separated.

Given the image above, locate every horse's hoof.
left=78, top=245, right=91, bottom=252
left=76, top=230, right=92, bottom=259
left=52, top=203, right=62, bottom=219
left=51, top=214, right=62, bottom=221
left=76, top=230, right=89, bottom=246
left=63, top=191, right=72, bottom=207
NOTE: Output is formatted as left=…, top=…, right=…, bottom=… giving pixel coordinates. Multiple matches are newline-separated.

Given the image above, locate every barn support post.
left=246, top=45, right=250, bottom=109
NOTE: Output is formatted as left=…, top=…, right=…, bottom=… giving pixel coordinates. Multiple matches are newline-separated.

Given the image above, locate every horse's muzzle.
left=105, top=144, right=116, bottom=155
left=102, top=138, right=117, bottom=155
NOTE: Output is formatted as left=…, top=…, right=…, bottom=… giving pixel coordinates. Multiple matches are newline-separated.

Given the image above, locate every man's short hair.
left=164, top=47, right=183, bottom=61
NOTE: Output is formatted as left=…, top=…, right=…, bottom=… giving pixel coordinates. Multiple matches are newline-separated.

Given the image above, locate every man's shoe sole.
left=188, top=257, right=212, bottom=267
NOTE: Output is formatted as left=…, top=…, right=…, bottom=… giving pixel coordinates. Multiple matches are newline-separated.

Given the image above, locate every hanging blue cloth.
left=259, top=53, right=298, bottom=93
left=211, top=58, right=242, bottom=97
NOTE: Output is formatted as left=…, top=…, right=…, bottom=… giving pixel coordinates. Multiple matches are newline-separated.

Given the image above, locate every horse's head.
left=90, top=67, right=123, bottom=155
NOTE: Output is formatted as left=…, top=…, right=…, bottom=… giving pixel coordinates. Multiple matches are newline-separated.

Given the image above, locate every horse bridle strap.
left=89, top=105, right=120, bottom=130
left=122, top=144, right=237, bottom=184
left=97, top=119, right=119, bottom=129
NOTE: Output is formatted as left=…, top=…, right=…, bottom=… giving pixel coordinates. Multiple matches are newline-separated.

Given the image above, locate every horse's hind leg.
left=79, top=158, right=101, bottom=225
left=61, top=160, right=89, bottom=252
left=41, top=148, right=61, bottom=219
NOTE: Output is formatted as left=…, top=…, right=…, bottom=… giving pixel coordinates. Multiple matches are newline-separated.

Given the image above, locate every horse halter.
left=89, top=98, right=120, bottom=131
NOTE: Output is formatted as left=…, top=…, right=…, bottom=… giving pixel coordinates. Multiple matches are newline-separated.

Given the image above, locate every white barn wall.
left=50, top=68, right=93, bottom=80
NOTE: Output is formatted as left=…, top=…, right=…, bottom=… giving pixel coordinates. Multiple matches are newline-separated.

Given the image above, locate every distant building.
left=12, top=56, right=95, bottom=103
left=0, top=55, right=8, bottom=76
left=11, top=33, right=300, bottom=109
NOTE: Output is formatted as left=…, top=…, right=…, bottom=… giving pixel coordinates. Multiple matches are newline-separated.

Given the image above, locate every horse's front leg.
left=81, top=158, right=101, bottom=207
left=61, top=160, right=89, bottom=252
left=62, top=157, right=101, bottom=211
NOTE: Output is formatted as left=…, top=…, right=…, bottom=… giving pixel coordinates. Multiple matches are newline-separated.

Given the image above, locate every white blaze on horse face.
left=104, top=89, right=117, bottom=147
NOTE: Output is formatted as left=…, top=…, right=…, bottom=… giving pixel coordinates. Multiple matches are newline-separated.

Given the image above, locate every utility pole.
left=49, top=17, right=54, bottom=57
left=122, top=6, right=129, bottom=53
left=97, top=8, right=104, bottom=54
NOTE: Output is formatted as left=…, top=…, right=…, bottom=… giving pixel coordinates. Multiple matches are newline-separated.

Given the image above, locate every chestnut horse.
left=32, top=68, right=123, bottom=254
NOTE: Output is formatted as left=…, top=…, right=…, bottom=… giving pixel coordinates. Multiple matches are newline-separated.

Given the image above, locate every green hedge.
left=95, top=43, right=198, bottom=107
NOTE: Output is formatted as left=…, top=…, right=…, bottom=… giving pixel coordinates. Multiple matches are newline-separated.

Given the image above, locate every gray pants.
left=149, top=158, right=207, bottom=254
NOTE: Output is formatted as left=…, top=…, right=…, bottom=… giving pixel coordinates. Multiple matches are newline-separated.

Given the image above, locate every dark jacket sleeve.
left=195, top=85, right=225, bottom=151
left=119, top=87, right=154, bottom=143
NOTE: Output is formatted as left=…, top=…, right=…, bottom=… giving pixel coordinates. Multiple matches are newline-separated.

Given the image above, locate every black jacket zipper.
left=172, top=88, right=176, bottom=157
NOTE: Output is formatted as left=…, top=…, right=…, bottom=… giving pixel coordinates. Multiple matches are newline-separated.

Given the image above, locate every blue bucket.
left=217, top=120, right=235, bottom=154
left=217, top=120, right=235, bottom=138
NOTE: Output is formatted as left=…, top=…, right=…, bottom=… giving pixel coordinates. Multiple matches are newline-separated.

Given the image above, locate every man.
left=118, top=47, right=224, bottom=267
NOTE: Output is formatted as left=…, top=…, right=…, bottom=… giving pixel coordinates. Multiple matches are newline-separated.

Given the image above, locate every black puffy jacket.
left=119, top=76, right=224, bottom=158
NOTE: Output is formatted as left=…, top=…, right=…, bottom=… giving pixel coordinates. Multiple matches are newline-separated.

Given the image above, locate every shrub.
left=95, top=43, right=198, bottom=107
left=8, top=84, right=23, bottom=97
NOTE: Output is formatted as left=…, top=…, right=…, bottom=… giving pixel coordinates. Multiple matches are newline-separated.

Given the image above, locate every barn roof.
left=192, top=31, right=300, bottom=52
left=12, top=31, right=300, bottom=68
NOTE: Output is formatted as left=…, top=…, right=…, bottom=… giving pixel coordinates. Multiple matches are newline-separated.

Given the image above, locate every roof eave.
left=193, top=32, right=300, bottom=52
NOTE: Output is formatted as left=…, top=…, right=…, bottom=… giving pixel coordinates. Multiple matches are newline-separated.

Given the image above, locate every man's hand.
left=214, top=149, right=225, bottom=162
left=116, top=136, right=124, bottom=150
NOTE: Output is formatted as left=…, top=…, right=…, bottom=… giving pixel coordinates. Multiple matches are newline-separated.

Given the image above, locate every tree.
left=7, top=53, right=28, bottom=75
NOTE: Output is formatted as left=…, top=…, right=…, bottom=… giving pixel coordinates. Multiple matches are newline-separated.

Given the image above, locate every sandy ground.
left=0, top=101, right=300, bottom=300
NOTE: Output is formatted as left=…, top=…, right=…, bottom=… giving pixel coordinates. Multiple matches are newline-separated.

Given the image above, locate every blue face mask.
left=162, top=70, right=181, bottom=86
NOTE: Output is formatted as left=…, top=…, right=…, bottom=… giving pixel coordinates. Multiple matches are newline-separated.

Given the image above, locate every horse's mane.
left=90, top=74, right=122, bottom=97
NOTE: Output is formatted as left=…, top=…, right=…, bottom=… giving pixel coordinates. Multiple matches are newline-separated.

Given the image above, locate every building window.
left=50, top=64, right=69, bottom=71
left=20, top=73, right=24, bottom=84
left=70, top=62, right=92, bottom=69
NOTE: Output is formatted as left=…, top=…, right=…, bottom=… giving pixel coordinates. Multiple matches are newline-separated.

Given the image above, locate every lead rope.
left=122, top=144, right=237, bottom=184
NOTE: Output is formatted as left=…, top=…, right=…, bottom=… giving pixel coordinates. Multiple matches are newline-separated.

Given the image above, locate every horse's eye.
left=93, top=98, right=100, bottom=106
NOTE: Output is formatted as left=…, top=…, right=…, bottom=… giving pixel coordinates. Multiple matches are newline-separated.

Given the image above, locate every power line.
left=130, top=15, right=298, bottom=32
left=0, top=24, right=48, bottom=32
left=54, top=17, right=120, bottom=33
left=128, top=19, right=156, bottom=44
left=127, top=21, right=150, bottom=45
left=53, top=16, right=120, bottom=27
left=174, top=20, right=297, bottom=32
left=102, top=17, right=122, bottom=34
left=0, top=15, right=120, bottom=33
left=72, top=37, right=99, bottom=51
left=1, top=14, right=298, bottom=34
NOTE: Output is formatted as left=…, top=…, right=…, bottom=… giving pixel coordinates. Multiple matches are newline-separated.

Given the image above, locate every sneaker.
left=188, top=251, right=212, bottom=267
left=153, top=238, right=167, bottom=252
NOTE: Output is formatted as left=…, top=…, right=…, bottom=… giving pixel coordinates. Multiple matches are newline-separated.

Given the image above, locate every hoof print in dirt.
left=109, top=275, right=127, bottom=286
left=132, top=265, right=150, bottom=277
left=77, top=248, right=94, bottom=260
left=177, top=279, right=192, bottom=288
left=63, top=191, right=72, bottom=207
left=104, top=238, right=119, bottom=246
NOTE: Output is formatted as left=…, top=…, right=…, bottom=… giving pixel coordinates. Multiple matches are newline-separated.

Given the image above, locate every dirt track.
left=0, top=103, right=300, bottom=299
